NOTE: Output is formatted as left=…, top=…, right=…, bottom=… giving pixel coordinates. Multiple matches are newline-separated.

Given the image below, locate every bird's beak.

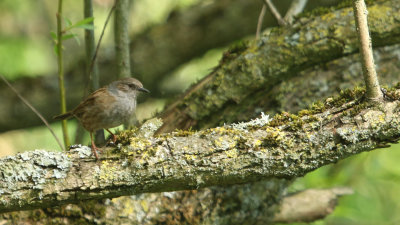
left=138, top=87, right=150, bottom=93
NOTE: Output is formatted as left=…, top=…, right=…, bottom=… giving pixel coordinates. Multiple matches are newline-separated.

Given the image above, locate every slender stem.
left=263, top=0, right=287, bottom=26
left=83, top=0, right=105, bottom=145
left=114, top=0, right=131, bottom=78
left=0, top=75, right=65, bottom=152
left=283, top=0, right=308, bottom=24
left=56, top=0, right=70, bottom=148
left=87, top=3, right=116, bottom=84
left=352, top=0, right=382, bottom=101
left=256, top=4, right=267, bottom=40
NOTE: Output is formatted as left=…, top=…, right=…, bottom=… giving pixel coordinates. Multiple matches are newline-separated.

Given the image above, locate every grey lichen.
left=0, top=150, right=72, bottom=192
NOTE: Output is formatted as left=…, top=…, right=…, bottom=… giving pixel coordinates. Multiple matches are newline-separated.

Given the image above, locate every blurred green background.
left=0, top=0, right=399, bottom=224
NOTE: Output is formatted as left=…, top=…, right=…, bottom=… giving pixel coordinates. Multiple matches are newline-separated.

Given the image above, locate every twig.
left=87, top=3, right=116, bottom=84
left=56, top=0, right=70, bottom=148
left=283, top=0, right=308, bottom=24
left=256, top=4, right=267, bottom=39
left=352, top=0, right=382, bottom=101
left=263, top=0, right=287, bottom=26
left=0, top=75, right=65, bottom=152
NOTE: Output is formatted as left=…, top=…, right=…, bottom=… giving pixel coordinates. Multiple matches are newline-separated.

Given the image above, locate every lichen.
left=0, top=150, right=72, bottom=192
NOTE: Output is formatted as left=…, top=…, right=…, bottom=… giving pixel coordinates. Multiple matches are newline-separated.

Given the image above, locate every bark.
left=1, top=93, right=400, bottom=216
left=156, top=0, right=400, bottom=133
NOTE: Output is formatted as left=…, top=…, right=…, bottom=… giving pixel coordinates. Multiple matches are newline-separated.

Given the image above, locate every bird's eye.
left=128, top=84, right=135, bottom=88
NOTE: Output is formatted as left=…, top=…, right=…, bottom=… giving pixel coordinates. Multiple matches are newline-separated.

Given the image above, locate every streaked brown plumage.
left=54, top=77, right=149, bottom=159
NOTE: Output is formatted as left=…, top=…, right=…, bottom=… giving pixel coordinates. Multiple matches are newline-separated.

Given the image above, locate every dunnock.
left=54, top=77, right=150, bottom=159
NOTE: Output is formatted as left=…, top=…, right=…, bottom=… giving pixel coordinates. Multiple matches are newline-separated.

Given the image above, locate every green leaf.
left=64, top=17, right=72, bottom=27
left=50, top=31, right=57, bottom=40
left=62, top=33, right=81, bottom=45
left=76, top=24, right=95, bottom=30
left=69, top=17, right=94, bottom=30
left=62, top=33, right=77, bottom=40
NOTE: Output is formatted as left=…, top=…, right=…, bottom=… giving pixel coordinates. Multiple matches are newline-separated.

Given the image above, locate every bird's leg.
left=105, top=128, right=117, bottom=143
left=90, top=132, right=100, bottom=159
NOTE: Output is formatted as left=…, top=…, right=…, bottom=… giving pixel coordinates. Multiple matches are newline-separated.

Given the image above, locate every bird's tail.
left=53, top=112, right=73, bottom=120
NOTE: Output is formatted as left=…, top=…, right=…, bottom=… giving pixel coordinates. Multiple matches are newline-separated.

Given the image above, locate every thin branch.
left=87, top=3, right=116, bottom=84
left=352, top=0, right=382, bottom=101
left=263, top=0, right=287, bottom=26
left=0, top=75, right=65, bottom=152
left=256, top=4, right=267, bottom=39
left=283, top=0, right=308, bottom=24
left=56, top=0, right=70, bottom=148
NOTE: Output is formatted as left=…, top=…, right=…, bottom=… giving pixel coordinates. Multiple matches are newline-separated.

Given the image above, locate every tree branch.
left=273, top=187, right=354, bottom=223
left=131, top=0, right=341, bottom=88
left=283, top=0, right=308, bottom=24
left=157, top=0, right=400, bottom=134
left=1, top=92, right=400, bottom=213
left=352, top=0, right=383, bottom=101
left=263, top=0, right=287, bottom=26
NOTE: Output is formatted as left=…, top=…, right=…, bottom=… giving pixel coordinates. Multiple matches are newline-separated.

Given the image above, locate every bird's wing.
left=72, top=88, right=116, bottom=119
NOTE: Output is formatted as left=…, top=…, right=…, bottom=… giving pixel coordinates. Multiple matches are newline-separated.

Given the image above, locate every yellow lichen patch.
left=185, top=154, right=197, bottom=161
left=99, top=160, right=117, bottom=181
left=140, top=200, right=149, bottom=212
left=130, top=137, right=152, bottom=151
left=138, top=152, right=150, bottom=164
left=363, top=110, right=385, bottom=128
left=213, top=136, right=237, bottom=150
left=173, top=129, right=195, bottom=137
left=254, top=139, right=262, bottom=147
left=225, top=149, right=238, bottom=158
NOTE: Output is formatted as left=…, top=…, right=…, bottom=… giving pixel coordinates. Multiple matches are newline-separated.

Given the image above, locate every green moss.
left=218, top=40, right=249, bottom=65
left=298, top=0, right=385, bottom=19
left=115, top=128, right=139, bottom=145
left=348, top=102, right=371, bottom=117
left=269, top=112, right=305, bottom=131
left=322, top=86, right=366, bottom=108
left=310, top=101, right=326, bottom=113
left=383, top=85, right=400, bottom=100
left=262, top=127, right=285, bottom=147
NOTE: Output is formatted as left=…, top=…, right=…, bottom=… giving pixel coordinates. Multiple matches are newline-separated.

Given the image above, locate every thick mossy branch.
left=157, top=0, right=400, bottom=133
left=1, top=91, right=400, bottom=213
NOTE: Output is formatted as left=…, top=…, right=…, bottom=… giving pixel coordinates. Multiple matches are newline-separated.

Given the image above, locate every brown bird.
left=54, top=77, right=150, bottom=159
